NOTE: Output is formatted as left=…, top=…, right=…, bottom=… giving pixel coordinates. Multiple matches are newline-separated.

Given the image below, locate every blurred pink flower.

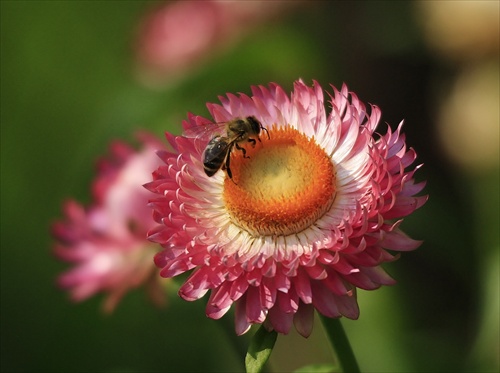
left=146, top=80, right=427, bottom=336
left=53, top=133, right=166, bottom=312
left=134, top=0, right=300, bottom=86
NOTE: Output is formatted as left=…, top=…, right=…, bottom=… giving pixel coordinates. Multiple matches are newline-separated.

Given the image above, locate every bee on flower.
left=145, top=80, right=428, bottom=336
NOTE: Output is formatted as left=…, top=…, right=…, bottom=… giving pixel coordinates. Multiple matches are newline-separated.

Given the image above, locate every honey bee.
left=194, top=116, right=269, bottom=179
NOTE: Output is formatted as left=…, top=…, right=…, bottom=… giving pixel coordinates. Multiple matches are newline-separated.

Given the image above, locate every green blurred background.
left=1, top=1, right=498, bottom=372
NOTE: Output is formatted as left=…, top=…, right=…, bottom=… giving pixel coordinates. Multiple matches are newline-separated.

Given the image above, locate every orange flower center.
left=223, top=125, right=336, bottom=236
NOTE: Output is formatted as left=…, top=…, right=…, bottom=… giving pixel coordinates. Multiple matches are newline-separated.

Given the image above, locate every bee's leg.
left=235, top=143, right=249, bottom=158
left=248, top=138, right=257, bottom=147
left=224, top=153, right=235, bottom=181
left=222, top=144, right=234, bottom=180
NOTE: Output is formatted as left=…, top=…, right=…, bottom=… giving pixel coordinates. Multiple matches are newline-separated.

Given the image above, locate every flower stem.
left=319, top=315, right=361, bottom=373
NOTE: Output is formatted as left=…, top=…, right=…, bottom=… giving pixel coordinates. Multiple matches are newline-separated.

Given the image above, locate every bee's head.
left=244, top=116, right=258, bottom=133
left=247, top=116, right=269, bottom=139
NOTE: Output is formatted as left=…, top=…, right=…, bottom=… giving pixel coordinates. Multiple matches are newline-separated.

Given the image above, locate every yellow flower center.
left=223, top=125, right=336, bottom=236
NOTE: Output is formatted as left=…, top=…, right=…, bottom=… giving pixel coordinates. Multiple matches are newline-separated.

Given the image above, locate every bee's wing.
left=183, top=121, right=228, bottom=155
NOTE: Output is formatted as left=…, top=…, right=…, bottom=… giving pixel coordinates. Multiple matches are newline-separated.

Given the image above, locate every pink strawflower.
left=53, top=133, right=166, bottom=312
left=146, top=80, right=428, bottom=336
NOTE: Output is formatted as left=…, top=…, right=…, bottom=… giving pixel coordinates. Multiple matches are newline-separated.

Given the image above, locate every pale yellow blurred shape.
left=416, top=0, right=499, bottom=61
left=437, top=61, right=499, bottom=172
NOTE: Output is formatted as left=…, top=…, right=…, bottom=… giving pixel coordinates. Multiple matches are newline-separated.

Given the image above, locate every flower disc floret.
left=146, top=80, right=428, bottom=336
left=224, top=125, right=336, bottom=237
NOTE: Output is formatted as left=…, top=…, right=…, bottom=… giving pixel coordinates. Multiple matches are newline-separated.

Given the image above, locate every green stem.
left=319, top=315, right=360, bottom=373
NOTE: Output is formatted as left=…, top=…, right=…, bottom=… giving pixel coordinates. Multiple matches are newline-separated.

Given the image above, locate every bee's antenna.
left=262, top=125, right=270, bottom=139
